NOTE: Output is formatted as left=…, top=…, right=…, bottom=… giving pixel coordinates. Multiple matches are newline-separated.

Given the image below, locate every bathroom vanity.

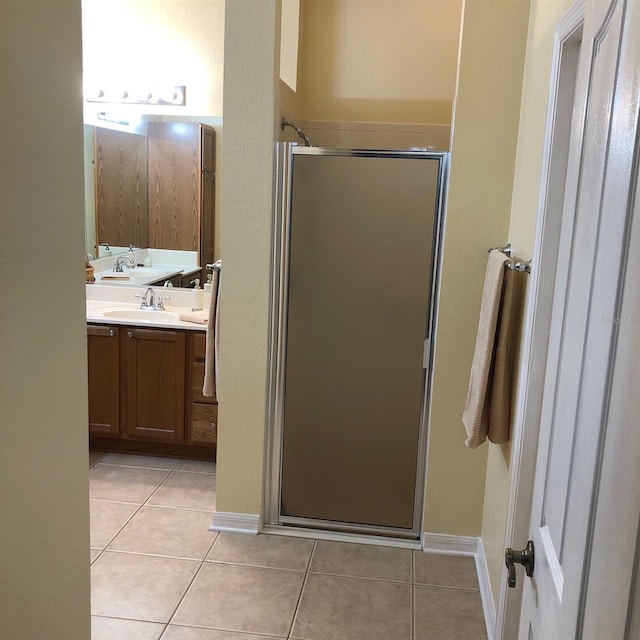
left=86, top=287, right=217, bottom=460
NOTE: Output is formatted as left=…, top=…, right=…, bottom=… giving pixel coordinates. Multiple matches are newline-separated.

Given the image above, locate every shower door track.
left=265, top=144, right=449, bottom=540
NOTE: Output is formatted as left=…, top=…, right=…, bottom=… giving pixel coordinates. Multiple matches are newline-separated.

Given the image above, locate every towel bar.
left=205, top=260, right=222, bottom=272
left=488, top=243, right=512, bottom=257
left=507, top=260, right=532, bottom=273
left=488, top=244, right=532, bottom=274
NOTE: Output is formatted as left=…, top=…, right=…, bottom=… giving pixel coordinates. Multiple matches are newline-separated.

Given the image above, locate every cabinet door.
left=200, top=126, right=216, bottom=269
left=87, top=325, right=120, bottom=436
left=124, top=327, right=186, bottom=442
left=200, top=172, right=215, bottom=268
left=201, top=126, right=215, bottom=173
left=94, top=127, right=148, bottom=250
left=147, top=122, right=200, bottom=252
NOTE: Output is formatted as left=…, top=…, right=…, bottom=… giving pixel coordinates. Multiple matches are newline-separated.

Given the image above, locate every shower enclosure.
left=266, top=144, right=448, bottom=539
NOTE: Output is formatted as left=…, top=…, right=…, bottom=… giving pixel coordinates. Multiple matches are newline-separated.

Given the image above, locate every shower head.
left=281, top=117, right=314, bottom=147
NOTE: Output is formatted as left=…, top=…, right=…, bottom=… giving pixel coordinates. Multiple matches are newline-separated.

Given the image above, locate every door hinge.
left=423, top=338, right=431, bottom=368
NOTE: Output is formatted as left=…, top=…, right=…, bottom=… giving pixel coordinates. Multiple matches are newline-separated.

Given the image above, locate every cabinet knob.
left=127, top=330, right=134, bottom=338
left=210, top=422, right=216, bottom=430
left=109, top=329, right=115, bottom=337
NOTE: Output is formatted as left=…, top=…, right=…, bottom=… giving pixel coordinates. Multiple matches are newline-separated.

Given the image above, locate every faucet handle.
left=135, top=293, right=149, bottom=308
left=155, top=295, right=170, bottom=310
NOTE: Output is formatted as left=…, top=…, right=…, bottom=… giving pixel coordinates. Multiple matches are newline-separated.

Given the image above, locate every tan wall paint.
left=298, top=0, right=462, bottom=124
left=214, top=0, right=280, bottom=516
left=481, top=0, right=577, bottom=609
left=281, top=80, right=301, bottom=117
left=425, top=0, right=530, bottom=536
left=82, top=0, right=225, bottom=117
left=0, top=2, right=90, bottom=638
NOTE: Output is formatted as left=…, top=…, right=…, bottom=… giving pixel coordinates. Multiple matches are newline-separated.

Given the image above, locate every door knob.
left=505, top=540, right=534, bottom=588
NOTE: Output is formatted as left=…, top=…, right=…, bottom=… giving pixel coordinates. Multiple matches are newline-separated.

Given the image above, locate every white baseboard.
left=421, top=533, right=495, bottom=640
left=421, top=532, right=479, bottom=556
left=475, top=538, right=497, bottom=640
left=210, top=511, right=261, bottom=534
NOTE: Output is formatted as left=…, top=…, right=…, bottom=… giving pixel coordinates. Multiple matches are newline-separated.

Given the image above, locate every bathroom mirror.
left=84, top=115, right=221, bottom=288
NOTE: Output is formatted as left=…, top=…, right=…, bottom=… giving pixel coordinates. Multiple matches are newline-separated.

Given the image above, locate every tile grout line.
left=90, top=462, right=166, bottom=554
left=411, top=550, right=415, bottom=640
left=304, top=568, right=413, bottom=585
left=90, top=453, right=218, bottom=631
left=97, top=501, right=146, bottom=554
left=412, top=583, right=417, bottom=640
left=162, top=526, right=224, bottom=629
left=92, top=498, right=215, bottom=514
left=143, top=464, right=217, bottom=512
left=286, top=538, right=317, bottom=640
left=97, top=461, right=216, bottom=476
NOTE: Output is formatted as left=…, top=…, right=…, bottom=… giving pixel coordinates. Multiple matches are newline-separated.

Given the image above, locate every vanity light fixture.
left=86, top=85, right=186, bottom=106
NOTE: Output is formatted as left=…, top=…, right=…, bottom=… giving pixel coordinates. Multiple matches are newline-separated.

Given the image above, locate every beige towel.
left=462, top=249, right=510, bottom=448
left=203, top=270, right=220, bottom=399
left=179, top=310, right=208, bottom=325
left=101, top=274, right=130, bottom=281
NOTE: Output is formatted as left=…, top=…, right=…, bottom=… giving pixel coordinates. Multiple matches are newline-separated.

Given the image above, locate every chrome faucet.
left=135, top=287, right=170, bottom=310
left=136, top=287, right=155, bottom=309
left=113, top=255, right=135, bottom=272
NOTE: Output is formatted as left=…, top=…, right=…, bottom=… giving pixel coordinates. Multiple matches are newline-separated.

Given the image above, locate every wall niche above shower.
left=92, top=121, right=216, bottom=282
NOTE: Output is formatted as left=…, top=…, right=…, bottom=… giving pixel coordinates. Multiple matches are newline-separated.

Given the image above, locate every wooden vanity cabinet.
left=186, top=332, right=218, bottom=446
left=87, top=325, right=120, bottom=436
left=123, top=327, right=186, bottom=442
left=87, top=324, right=215, bottom=458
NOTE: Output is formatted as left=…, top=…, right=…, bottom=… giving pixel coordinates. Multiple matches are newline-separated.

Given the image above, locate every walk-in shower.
left=266, top=144, right=448, bottom=539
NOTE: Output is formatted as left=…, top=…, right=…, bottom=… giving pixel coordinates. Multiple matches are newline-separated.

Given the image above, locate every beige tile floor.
left=89, top=451, right=487, bottom=640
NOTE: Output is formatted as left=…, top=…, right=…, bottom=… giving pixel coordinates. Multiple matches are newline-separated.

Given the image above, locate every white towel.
left=462, top=249, right=510, bottom=448
left=179, top=310, right=208, bottom=325
left=203, top=270, right=220, bottom=399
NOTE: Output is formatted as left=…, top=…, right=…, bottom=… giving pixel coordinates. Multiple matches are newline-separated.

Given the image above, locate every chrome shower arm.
left=280, top=117, right=314, bottom=147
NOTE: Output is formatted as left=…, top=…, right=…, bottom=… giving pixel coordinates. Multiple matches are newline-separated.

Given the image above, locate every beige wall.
left=297, top=0, right=462, bottom=124
left=481, top=0, right=578, bottom=609
left=0, top=2, right=90, bottom=638
left=424, top=0, right=531, bottom=536
left=214, top=0, right=280, bottom=516
left=82, top=0, right=225, bottom=118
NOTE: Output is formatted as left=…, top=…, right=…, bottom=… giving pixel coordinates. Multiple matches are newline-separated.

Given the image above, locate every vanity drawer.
left=191, top=362, right=217, bottom=403
left=192, top=332, right=206, bottom=361
left=190, top=402, right=218, bottom=445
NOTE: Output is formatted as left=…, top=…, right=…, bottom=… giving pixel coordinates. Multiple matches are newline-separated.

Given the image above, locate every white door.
left=518, top=0, right=640, bottom=638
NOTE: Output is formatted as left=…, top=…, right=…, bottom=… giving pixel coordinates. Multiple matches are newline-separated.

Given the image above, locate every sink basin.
left=101, top=308, right=178, bottom=321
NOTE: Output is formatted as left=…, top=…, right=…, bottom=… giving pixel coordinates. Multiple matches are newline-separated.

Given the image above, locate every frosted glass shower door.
left=277, top=149, right=444, bottom=535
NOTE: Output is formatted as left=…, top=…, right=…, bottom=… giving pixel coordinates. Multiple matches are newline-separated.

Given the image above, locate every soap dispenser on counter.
left=203, top=273, right=213, bottom=293
left=190, top=279, right=203, bottom=311
left=127, top=244, right=140, bottom=267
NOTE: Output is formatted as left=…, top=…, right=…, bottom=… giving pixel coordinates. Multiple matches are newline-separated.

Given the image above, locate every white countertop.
left=86, top=285, right=210, bottom=331
left=94, top=264, right=200, bottom=286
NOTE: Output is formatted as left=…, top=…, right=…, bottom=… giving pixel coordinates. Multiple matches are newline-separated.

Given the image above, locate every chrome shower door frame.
left=265, top=144, right=449, bottom=539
